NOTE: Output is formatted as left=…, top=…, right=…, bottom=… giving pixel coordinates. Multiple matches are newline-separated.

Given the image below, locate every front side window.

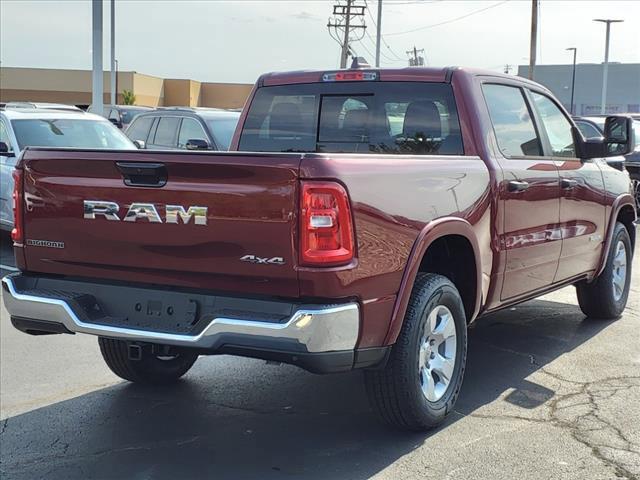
left=152, top=117, right=180, bottom=147
left=530, top=92, right=576, bottom=158
left=177, top=118, right=208, bottom=149
left=239, top=82, right=463, bottom=155
left=482, top=84, right=542, bottom=157
left=11, top=119, right=134, bottom=150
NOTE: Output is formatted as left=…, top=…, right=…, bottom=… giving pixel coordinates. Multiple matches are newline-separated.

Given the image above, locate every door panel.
left=499, top=159, right=561, bottom=299
left=554, top=159, right=605, bottom=280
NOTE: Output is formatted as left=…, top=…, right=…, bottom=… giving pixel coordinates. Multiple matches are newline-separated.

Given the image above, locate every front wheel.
left=632, top=178, right=640, bottom=213
left=98, top=337, right=198, bottom=384
left=576, top=222, right=633, bottom=319
left=364, top=273, right=467, bottom=431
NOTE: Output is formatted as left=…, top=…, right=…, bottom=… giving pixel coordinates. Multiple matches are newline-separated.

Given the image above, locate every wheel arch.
left=384, top=217, right=482, bottom=345
left=596, top=193, right=637, bottom=278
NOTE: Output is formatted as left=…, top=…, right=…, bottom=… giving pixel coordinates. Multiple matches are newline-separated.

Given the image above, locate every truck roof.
left=258, top=66, right=542, bottom=88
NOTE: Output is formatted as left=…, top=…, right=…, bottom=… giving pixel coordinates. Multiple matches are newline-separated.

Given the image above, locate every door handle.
left=116, top=162, right=167, bottom=188
left=560, top=178, right=578, bottom=189
left=507, top=180, right=530, bottom=192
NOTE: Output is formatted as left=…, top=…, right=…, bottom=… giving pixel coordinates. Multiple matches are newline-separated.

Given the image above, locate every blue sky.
left=1, top=0, right=639, bottom=84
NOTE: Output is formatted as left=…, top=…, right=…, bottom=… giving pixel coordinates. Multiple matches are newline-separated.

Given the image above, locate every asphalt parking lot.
left=0, top=231, right=638, bottom=480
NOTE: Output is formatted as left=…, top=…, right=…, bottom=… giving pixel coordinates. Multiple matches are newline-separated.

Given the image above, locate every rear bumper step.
left=2, top=273, right=382, bottom=373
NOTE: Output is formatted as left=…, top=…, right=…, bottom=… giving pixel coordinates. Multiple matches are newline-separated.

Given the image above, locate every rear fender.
left=383, top=217, right=482, bottom=345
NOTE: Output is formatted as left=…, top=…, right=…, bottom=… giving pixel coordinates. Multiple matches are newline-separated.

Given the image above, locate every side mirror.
left=133, top=140, right=146, bottom=149
left=186, top=139, right=210, bottom=150
left=0, top=141, right=15, bottom=157
left=603, top=115, right=634, bottom=156
left=109, top=118, right=123, bottom=129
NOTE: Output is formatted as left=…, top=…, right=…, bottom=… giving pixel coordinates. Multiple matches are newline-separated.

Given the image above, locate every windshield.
left=206, top=116, right=240, bottom=150
left=239, top=82, right=463, bottom=155
left=121, top=109, right=149, bottom=124
left=11, top=118, right=135, bottom=150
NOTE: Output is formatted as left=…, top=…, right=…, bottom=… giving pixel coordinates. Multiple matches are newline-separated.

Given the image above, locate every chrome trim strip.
left=1, top=275, right=359, bottom=353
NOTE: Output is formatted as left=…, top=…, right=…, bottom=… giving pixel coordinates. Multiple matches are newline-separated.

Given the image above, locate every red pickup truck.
left=3, top=67, right=636, bottom=431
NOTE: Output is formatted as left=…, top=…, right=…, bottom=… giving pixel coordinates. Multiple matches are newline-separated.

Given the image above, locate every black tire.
left=364, top=273, right=467, bottom=431
left=98, top=337, right=198, bottom=384
left=576, top=222, right=633, bottom=319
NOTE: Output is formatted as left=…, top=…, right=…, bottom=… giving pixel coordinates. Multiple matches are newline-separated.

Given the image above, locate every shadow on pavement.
left=0, top=298, right=614, bottom=479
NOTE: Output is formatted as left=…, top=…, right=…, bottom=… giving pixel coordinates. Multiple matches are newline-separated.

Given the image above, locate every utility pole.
left=339, top=0, right=353, bottom=68
left=528, top=0, right=538, bottom=80
left=594, top=19, right=623, bottom=114
left=110, top=0, right=116, bottom=106
left=327, top=1, right=367, bottom=68
left=375, top=0, right=382, bottom=68
left=406, top=46, right=425, bottom=67
left=91, top=0, right=103, bottom=115
left=566, top=47, right=577, bottom=115
left=504, top=64, right=512, bottom=74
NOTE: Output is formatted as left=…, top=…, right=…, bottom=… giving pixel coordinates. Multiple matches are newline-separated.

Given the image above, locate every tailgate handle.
left=116, top=162, right=167, bottom=188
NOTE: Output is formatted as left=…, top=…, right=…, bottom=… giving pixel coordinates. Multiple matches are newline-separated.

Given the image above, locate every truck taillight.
left=300, top=181, right=355, bottom=266
left=11, top=169, right=24, bottom=244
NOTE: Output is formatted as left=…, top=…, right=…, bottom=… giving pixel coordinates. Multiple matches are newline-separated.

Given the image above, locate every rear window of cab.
left=239, top=82, right=463, bottom=155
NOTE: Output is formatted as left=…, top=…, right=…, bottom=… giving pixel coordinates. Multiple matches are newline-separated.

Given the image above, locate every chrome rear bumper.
left=1, top=274, right=360, bottom=354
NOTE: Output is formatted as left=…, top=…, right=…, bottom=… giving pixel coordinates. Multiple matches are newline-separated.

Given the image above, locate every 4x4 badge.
left=240, top=255, right=285, bottom=266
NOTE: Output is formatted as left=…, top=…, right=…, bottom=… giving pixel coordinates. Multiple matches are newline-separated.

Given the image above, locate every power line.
left=363, top=0, right=405, bottom=61
left=357, top=33, right=404, bottom=64
left=385, top=0, right=512, bottom=36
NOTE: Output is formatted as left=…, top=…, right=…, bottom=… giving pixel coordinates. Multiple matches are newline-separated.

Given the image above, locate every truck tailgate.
left=20, top=149, right=301, bottom=297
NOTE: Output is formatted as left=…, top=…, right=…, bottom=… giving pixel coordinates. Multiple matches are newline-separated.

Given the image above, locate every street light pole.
left=528, top=0, right=538, bottom=80
left=594, top=18, right=623, bottom=115
left=91, top=0, right=103, bottom=116
left=110, top=0, right=116, bottom=106
left=566, top=47, right=577, bottom=115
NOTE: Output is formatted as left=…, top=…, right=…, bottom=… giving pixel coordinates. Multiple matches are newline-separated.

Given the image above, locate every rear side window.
left=152, top=117, right=180, bottom=147
left=482, top=84, right=542, bottom=157
left=239, top=82, right=463, bottom=155
left=126, top=116, right=154, bottom=142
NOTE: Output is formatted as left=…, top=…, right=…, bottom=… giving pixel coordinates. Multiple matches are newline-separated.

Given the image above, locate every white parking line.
left=0, top=264, right=19, bottom=272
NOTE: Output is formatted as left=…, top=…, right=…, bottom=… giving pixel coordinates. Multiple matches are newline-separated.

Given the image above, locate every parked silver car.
left=0, top=106, right=135, bottom=231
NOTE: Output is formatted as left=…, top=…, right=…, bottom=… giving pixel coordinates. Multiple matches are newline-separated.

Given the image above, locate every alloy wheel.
left=418, top=305, right=457, bottom=402
left=612, top=240, right=628, bottom=302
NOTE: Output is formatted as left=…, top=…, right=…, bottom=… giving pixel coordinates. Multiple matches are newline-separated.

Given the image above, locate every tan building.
left=0, top=67, right=253, bottom=109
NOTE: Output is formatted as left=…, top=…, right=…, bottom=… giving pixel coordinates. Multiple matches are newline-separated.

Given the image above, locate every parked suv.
left=0, top=106, right=135, bottom=231
left=87, top=104, right=153, bottom=130
left=124, top=108, right=240, bottom=151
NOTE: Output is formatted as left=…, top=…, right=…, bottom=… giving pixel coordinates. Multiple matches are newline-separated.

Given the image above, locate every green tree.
left=122, top=89, right=136, bottom=105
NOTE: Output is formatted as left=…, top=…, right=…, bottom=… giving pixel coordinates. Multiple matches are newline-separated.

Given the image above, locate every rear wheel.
left=364, top=273, right=467, bottom=431
left=576, top=222, right=632, bottom=319
left=98, top=337, right=198, bottom=384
